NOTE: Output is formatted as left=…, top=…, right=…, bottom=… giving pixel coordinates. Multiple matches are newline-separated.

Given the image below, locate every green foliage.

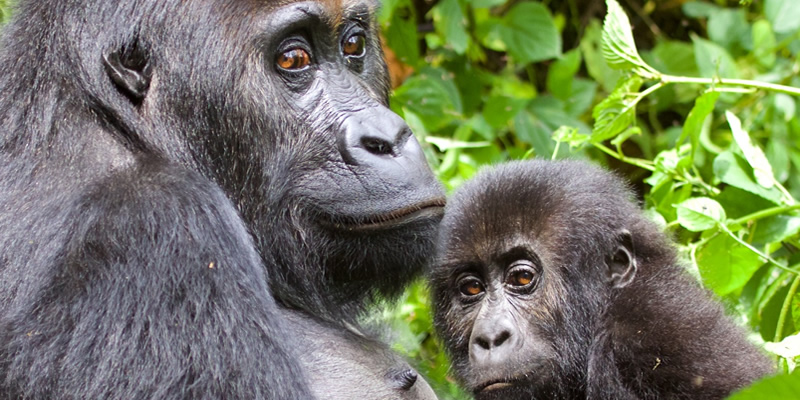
left=381, top=0, right=800, bottom=397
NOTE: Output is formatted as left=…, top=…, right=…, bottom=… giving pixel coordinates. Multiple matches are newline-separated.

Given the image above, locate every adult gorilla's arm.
left=0, top=162, right=311, bottom=399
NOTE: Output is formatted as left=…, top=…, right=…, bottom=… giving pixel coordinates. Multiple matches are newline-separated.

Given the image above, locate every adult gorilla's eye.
left=276, top=48, right=311, bottom=70
left=342, top=33, right=365, bottom=57
left=506, top=261, right=538, bottom=289
left=457, top=276, right=484, bottom=297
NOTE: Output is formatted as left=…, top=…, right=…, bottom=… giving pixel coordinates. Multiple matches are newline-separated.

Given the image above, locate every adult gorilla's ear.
left=605, top=229, right=637, bottom=289
left=103, top=39, right=152, bottom=104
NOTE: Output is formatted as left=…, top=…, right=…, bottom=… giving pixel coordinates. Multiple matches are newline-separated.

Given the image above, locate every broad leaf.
left=692, top=35, right=739, bottom=79
left=713, top=152, right=783, bottom=204
left=500, top=2, right=561, bottom=63
left=676, top=197, right=726, bottom=232
left=697, top=234, right=763, bottom=296
left=727, top=370, right=800, bottom=399
left=727, top=111, right=775, bottom=189
left=765, top=0, right=800, bottom=34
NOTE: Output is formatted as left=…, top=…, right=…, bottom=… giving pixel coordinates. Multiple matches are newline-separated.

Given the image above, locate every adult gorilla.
left=0, top=0, right=444, bottom=398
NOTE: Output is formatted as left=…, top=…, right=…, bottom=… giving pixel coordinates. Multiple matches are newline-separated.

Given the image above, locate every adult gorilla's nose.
left=338, top=105, right=421, bottom=166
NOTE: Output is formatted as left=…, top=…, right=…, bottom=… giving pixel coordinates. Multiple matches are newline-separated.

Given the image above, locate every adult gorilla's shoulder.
left=0, top=0, right=444, bottom=398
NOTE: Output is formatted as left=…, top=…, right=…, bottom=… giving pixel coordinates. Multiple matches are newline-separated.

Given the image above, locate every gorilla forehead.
left=439, top=160, right=640, bottom=260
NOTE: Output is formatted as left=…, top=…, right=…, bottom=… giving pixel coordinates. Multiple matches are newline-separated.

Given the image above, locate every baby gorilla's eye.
left=457, top=276, right=484, bottom=297
left=508, top=269, right=534, bottom=286
left=505, top=260, right=538, bottom=291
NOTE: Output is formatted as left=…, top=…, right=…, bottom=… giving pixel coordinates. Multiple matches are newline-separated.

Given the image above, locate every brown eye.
left=508, top=270, right=534, bottom=287
left=276, top=48, right=310, bottom=70
left=458, top=277, right=484, bottom=297
left=342, top=34, right=365, bottom=57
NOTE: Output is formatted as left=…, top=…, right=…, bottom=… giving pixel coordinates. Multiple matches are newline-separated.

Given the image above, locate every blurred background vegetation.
left=1, top=0, right=799, bottom=398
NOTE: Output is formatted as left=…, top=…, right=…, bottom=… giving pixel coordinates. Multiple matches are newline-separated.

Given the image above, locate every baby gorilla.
left=431, top=160, right=773, bottom=400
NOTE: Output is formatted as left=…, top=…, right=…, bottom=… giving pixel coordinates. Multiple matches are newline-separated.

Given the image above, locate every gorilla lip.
left=334, top=198, right=446, bottom=231
left=478, top=380, right=515, bottom=392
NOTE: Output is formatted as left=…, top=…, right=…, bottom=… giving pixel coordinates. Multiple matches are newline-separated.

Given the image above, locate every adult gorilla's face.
left=128, top=0, right=445, bottom=313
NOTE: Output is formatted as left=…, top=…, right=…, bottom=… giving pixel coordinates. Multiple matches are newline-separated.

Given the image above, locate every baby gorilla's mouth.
left=332, top=198, right=446, bottom=231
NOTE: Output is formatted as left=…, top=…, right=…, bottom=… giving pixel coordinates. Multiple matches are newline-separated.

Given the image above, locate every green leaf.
left=547, top=49, right=582, bottom=101
left=431, top=0, right=469, bottom=54
left=751, top=215, right=800, bottom=245
left=426, top=136, right=491, bottom=151
left=692, top=35, right=739, bottom=79
left=727, top=370, right=800, bottom=399
left=765, top=0, right=800, bottom=34
left=551, top=126, right=588, bottom=148
left=752, top=20, right=777, bottom=69
left=383, top=4, right=420, bottom=66
left=696, top=234, right=764, bottom=296
left=681, top=1, right=718, bottom=18
left=601, top=0, right=653, bottom=74
left=391, top=69, right=461, bottom=131
left=499, top=2, right=561, bottom=63
left=591, top=75, right=643, bottom=142
left=644, top=40, right=699, bottom=77
left=483, top=95, right=528, bottom=129
left=726, top=111, right=775, bottom=189
left=706, top=8, right=750, bottom=52
left=676, top=197, right=726, bottom=232
left=713, top=151, right=783, bottom=205
left=580, top=20, right=623, bottom=92
left=513, top=111, right=555, bottom=157
left=679, top=91, right=719, bottom=161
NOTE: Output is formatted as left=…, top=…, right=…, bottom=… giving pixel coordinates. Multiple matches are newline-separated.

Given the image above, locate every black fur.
left=431, top=160, right=773, bottom=400
left=0, top=0, right=444, bottom=398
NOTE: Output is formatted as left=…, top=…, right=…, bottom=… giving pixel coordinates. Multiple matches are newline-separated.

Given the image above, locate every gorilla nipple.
left=385, top=367, right=418, bottom=391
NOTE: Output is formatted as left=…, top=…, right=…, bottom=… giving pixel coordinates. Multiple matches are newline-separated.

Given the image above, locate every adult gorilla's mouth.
left=475, top=377, right=523, bottom=393
left=329, top=198, right=446, bottom=231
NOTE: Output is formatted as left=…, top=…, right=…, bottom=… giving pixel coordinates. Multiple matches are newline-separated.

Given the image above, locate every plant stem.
left=775, top=275, right=800, bottom=343
left=659, top=74, right=800, bottom=97
left=719, top=224, right=798, bottom=274
left=732, top=204, right=800, bottom=226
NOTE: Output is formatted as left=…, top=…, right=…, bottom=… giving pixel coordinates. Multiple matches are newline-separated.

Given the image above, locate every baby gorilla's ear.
left=605, top=229, right=636, bottom=289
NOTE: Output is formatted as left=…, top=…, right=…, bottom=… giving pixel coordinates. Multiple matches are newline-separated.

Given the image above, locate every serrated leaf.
left=591, top=75, right=643, bottom=142
left=601, top=0, right=652, bottom=73
left=727, top=111, right=775, bottom=189
left=696, top=234, right=763, bottom=296
left=676, top=197, right=726, bottom=232
left=500, top=2, right=561, bottom=63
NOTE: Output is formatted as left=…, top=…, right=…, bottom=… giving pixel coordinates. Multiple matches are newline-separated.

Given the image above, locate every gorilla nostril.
left=475, top=337, right=491, bottom=350
left=361, top=136, right=394, bottom=156
left=493, top=331, right=511, bottom=347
